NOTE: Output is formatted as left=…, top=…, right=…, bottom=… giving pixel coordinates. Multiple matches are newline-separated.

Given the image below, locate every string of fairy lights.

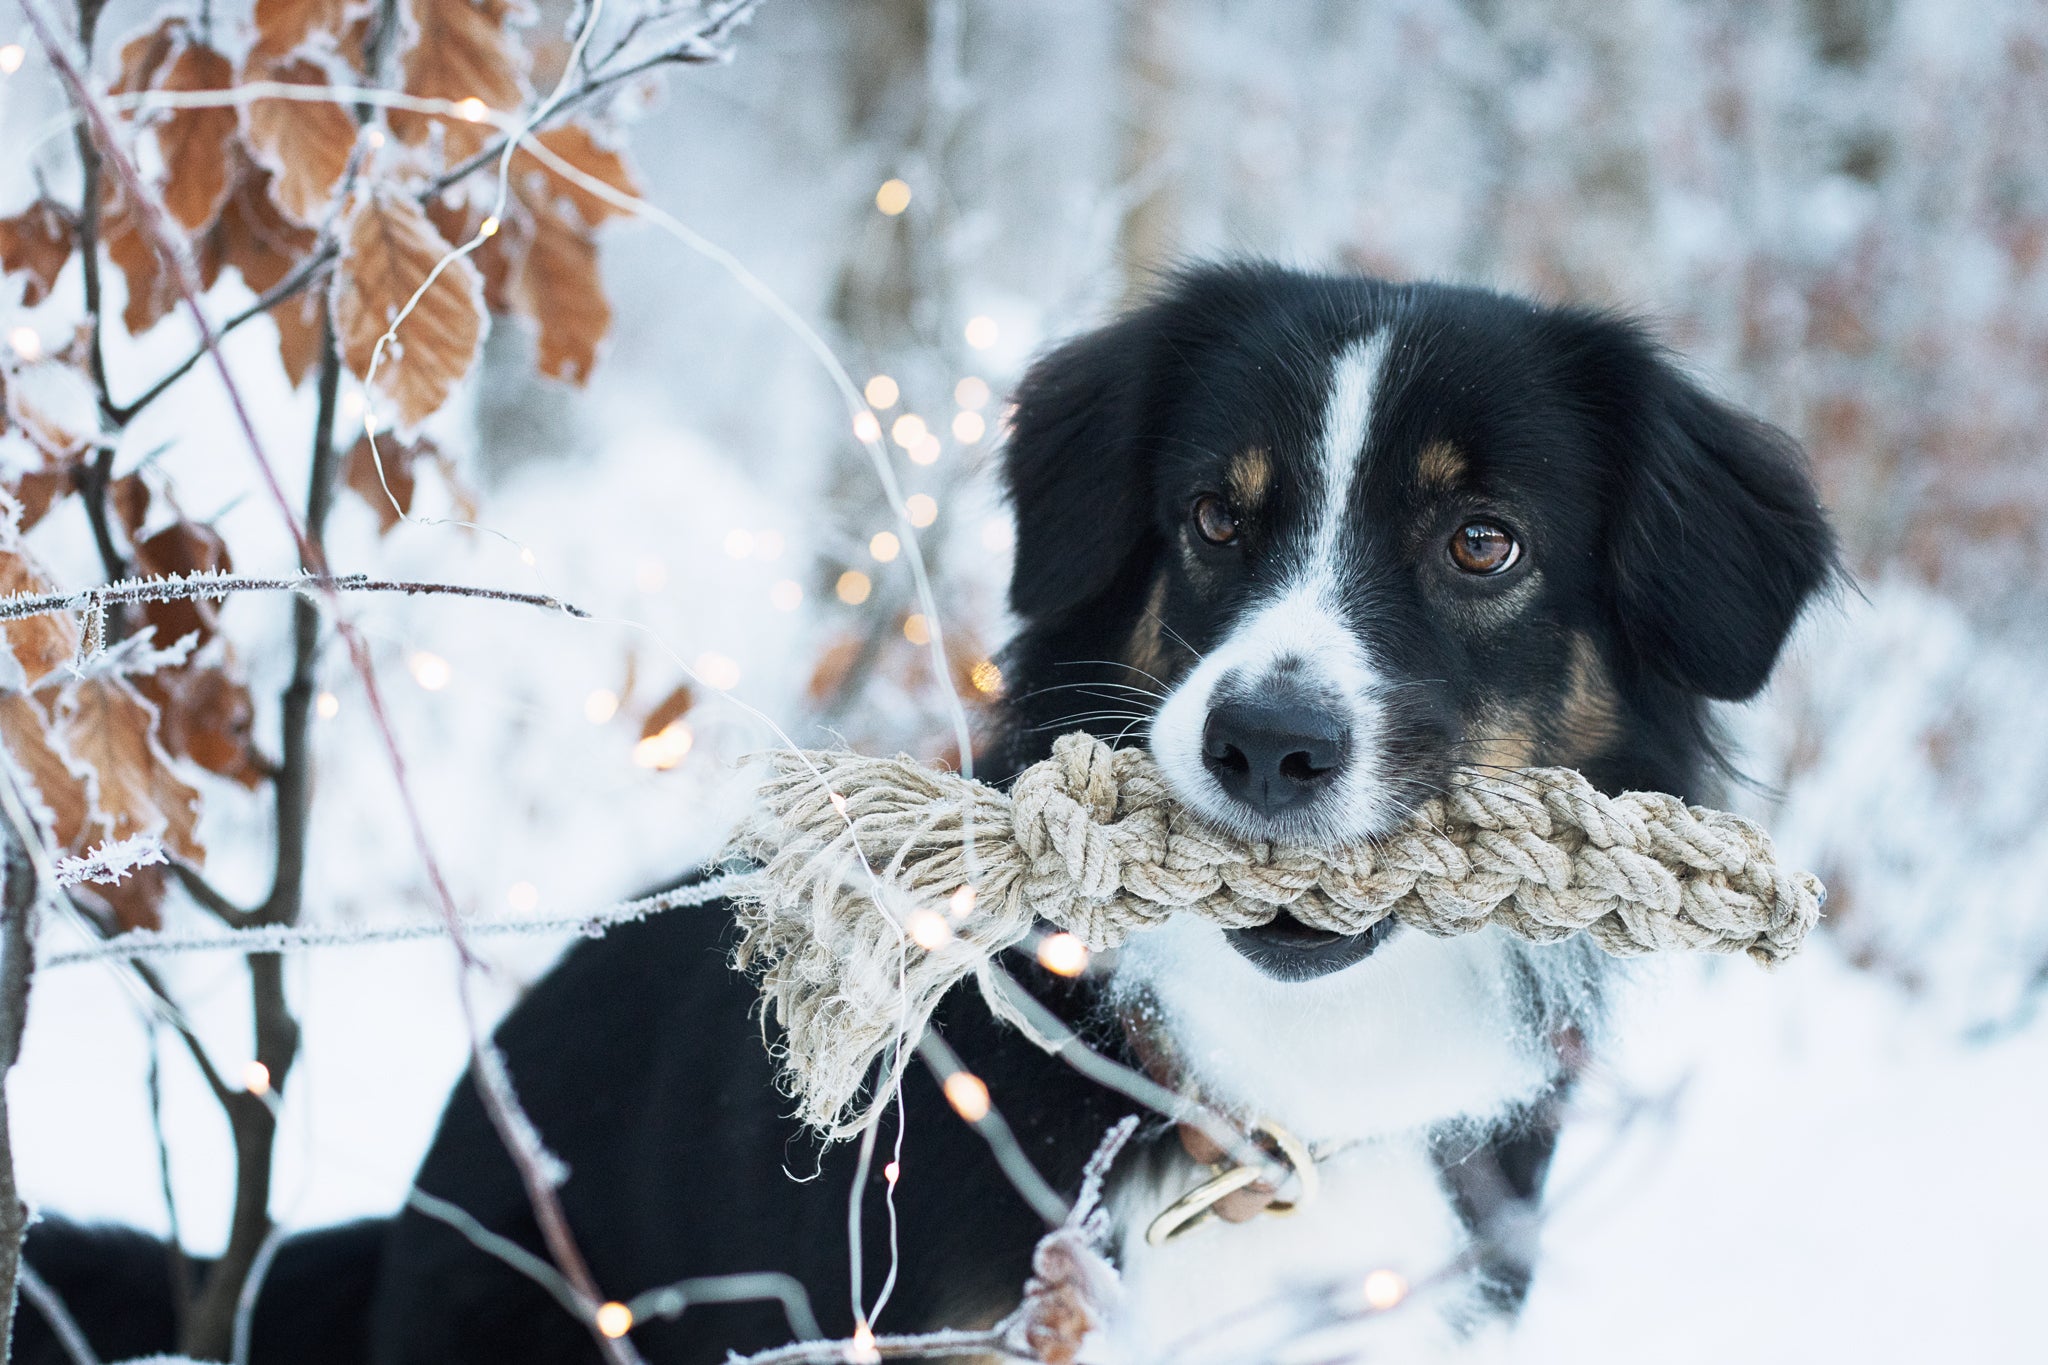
left=0, top=29, right=1440, bottom=1353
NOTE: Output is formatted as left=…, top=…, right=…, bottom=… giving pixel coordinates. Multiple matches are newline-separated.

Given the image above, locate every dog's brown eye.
left=1449, top=521, right=1518, bottom=574
left=1192, top=494, right=1239, bottom=546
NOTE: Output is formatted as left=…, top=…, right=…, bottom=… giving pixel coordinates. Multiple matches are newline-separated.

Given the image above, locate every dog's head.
left=994, top=264, right=1836, bottom=989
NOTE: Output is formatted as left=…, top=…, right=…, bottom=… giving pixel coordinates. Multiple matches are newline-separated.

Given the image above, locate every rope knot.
left=729, top=736, right=1823, bottom=1136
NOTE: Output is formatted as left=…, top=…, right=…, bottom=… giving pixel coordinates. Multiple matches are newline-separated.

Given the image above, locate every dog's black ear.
left=1003, top=314, right=1158, bottom=623
left=1589, top=323, right=1838, bottom=701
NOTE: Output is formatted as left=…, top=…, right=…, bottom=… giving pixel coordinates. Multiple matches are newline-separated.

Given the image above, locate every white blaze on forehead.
left=1298, top=332, right=1393, bottom=590
left=1146, top=328, right=1407, bottom=844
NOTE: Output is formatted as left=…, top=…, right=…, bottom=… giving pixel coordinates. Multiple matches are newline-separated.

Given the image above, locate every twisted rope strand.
left=732, top=732, right=1823, bottom=1135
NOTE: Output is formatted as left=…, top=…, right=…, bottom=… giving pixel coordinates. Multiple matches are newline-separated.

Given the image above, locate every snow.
left=4, top=0, right=2048, bottom=1358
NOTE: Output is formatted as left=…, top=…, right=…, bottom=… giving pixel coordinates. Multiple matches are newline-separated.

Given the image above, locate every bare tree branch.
left=0, top=797, right=39, bottom=1362
left=0, top=571, right=592, bottom=625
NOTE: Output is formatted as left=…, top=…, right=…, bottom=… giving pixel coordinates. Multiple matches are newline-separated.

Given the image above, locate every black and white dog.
left=20, top=263, right=1834, bottom=1364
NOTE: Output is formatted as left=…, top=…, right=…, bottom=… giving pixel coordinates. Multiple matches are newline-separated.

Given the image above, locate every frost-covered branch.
left=0, top=571, right=591, bottom=626
left=42, top=873, right=756, bottom=968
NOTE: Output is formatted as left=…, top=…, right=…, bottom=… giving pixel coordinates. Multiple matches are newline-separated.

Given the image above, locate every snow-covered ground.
left=4, top=0, right=2047, bottom=1359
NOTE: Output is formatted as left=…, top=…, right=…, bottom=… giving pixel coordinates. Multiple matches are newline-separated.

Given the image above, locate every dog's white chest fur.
left=1086, top=918, right=1557, bottom=1363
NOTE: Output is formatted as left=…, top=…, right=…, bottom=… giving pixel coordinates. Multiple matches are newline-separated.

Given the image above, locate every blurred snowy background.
left=2, top=0, right=2045, bottom=1359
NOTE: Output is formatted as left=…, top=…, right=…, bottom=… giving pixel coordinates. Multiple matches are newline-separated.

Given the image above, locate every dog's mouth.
left=1224, top=912, right=1398, bottom=982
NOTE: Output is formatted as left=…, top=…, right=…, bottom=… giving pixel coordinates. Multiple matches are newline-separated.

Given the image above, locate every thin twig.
left=105, top=246, right=338, bottom=424
left=727, top=1327, right=1024, bottom=1365
left=42, top=872, right=757, bottom=968
left=914, top=1030, right=1069, bottom=1227
left=0, top=797, right=38, bottom=1362
left=0, top=570, right=592, bottom=624
left=14, top=1263, right=102, bottom=1365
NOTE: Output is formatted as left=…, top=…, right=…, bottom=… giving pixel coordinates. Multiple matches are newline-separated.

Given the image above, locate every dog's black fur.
left=18, top=264, right=1834, bottom=1364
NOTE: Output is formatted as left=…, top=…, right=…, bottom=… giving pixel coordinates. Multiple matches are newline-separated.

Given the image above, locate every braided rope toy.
left=731, top=732, right=1823, bottom=1135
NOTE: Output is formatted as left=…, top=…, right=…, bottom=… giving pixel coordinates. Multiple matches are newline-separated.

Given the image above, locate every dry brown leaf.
left=8, top=468, right=74, bottom=533
left=133, top=521, right=232, bottom=648
left=807, top=634, right=863, bottom=705
left=55, top=674, right=203, bottom=863
left=102, top=185, right=176, bottom=334
left=142, top=664, right=265, bottom=788
left=640, top=683, right=695, bottom=740
left=110, top=473, right=151, bottom=538
left=514, top=124, right=641, bottom=227
left=91, top=862, right=168, bottom=933
left=250, top=0, right=353, bottom=65
left=344, top=430, right=425, bottom=532
left=0, top=200, right=76, bottom=307
left=0, top=693, right=88, bottom=848
left=393, top=0, right=528, bottom=161
left=425, top=195, right=527, bottom=313
left=0, top=546, right=81, bottom=685
left=5, top=362, right=101, bottom=461
left=204, top=163, right=320, bottom=295
left=242, top=57, right=357, bottom=227
left=514, top=212, right=609, bottom=384
left=272, top=287, right=327, bottom=386
left=111, top=17, right=182, bottom=98
left=331, top=186, right=485, bottom=428
left=156, top=43, right=238, bottom=233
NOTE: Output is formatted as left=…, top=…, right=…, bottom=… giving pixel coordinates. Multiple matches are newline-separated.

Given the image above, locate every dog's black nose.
left=1201, top=698, right=1348, bottom=816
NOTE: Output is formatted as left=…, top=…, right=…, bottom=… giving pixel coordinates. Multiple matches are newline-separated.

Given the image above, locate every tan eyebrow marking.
left=1416, top=440, right=1468, bottom=492
left=1225, top=446, right=1274, bottom=511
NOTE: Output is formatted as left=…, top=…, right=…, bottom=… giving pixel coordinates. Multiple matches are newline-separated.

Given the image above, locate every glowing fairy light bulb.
left=964, top=316, right=998, bottom=350
left=315, top=691, right=340, bottom=719
left=902, top=613, right=930, bottom=646
left=864, top=375, right=899, bottom=408
left=769, top=579, right=803, bottom=611
left=0, top=44, right=26, bottom=74
left=632, top=722, right=693, bottom=770
left=694, top=653, right=741, bottom=689
left=883, top=1161, right=900, bottom=1185
left=362, top=125, right=386, bottom=149
left=519, top=546, right=536, bottom=566
left=954, top=376, right=991, bottom=410
left=848, top=1322, right=881, bottom=1363
left=951, top=410, right=986, bottom=443
left=409, top=652, right=452, bottom=691
left=890, top=413, right=928, bottom=449
left=875, top=178, right=912, bottom=215
left=948, top=885, right=977, bottom=918
left=584, top=689, right=619, bottom=724
left=1363, top=1269, right=1408, bottom=1311
left=8, top=326, right=40, bottom=361
left=969, top=659, right=1003, bottom=697
left=243, top=1061, right=271, bottom=1095
left=906, top=909, right=952, bottom=950
left=1036, top=933, right=1089, bottom=977
left=908, top=433, right=941, bottom=465
left=454, top=97, right=490, bottom=123
left=829, top=792, right=849, bottom=816
left=723, top=528, right=756, bottom=559
left=853, top=411, right=882, bottom=443
left=594, top=1301, right=633, bottom=1338
left=869, top=531, right=901, bottom=563
left=943, top=1071, right=991, bottom=1122
left=905, top=494, right=937, bottom=527
left=477, top=215, right=500, bottom=239
left=836, top=570, right=872, bottom=605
